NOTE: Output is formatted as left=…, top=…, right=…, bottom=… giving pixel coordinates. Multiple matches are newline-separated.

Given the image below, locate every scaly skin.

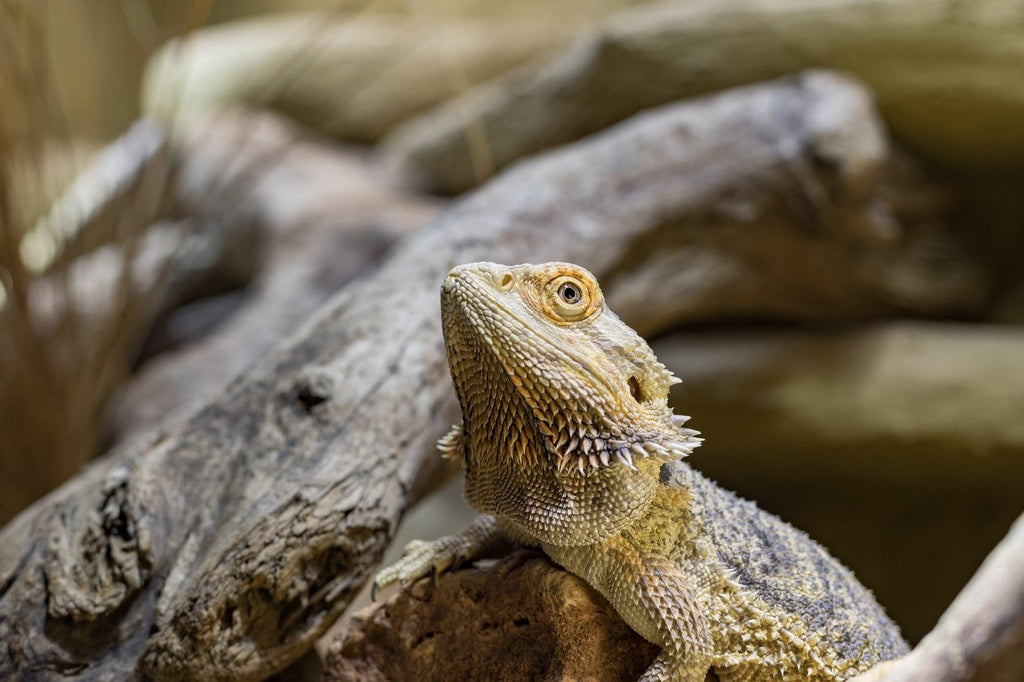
left=375, top=262, right=908, bottom=681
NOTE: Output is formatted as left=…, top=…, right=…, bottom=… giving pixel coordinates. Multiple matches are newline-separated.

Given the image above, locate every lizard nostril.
left=498, top=272, right=515, bottom=291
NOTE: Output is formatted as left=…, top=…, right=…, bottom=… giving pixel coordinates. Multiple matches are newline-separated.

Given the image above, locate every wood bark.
left=0, top=119, right=240, bottom=522
left=324, top=551, right=664, bottom=681
left=655, top=322, right=1024, bottom=483
left=0, top=72, right=985, bottom=680
left=2, top=112, right=361, bottom=521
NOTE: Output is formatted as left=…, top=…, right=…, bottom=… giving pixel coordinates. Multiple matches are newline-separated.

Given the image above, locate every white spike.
left=588, top=454, right=599, bottom=469
left=581, top=438, right=592, bottom=455
left=593, top=438, right=604, bottom=451
left=577, top=456, right=586, bottom=475
left=671, top=414, right=691, bottom=425
left=617, top=447, right=636, bottom=470
left=671, top=444, right=692, bottom=458
left=599, top=450, right=611, bottom=466
left=630, top=442, right=647, bottom=458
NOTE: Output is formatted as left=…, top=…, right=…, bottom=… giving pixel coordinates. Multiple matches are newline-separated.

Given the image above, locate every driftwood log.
left=0, top=72, right=986, bottom=680
left=383, top=0, right=1024, bottom=194
left=655, top=322, right=1024, bottom=482
left=139, top=2, right=651, bottom=145
left=109, top=111, right=443, bottom=444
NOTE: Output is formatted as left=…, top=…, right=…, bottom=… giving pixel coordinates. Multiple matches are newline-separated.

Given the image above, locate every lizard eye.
left=558, top=282, right=581, bottom=304
left=545, top=273, right=600, bottom=322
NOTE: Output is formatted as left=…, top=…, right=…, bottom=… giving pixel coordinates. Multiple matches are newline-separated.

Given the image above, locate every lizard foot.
left=372, top=515, right=509, bottom=600
left=372, top=538, right=463, bottom=599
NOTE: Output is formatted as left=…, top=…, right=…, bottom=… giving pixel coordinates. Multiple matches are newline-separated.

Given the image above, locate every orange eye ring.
left=545, top=273, right=600, bottom=323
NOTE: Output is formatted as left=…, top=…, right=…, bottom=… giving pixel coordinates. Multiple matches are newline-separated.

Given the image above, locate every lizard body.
left=375, top=262, right=907, bottom=681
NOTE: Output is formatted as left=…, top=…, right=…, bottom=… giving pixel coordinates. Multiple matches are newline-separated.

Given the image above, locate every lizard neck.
left=461, top=369, right=664, bottom=547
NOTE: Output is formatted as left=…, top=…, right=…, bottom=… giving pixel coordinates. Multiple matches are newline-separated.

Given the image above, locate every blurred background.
left=2, top=0, right=1023, bottom=654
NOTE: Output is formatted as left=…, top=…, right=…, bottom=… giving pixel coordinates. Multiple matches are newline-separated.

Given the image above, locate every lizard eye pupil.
left=558, top=283, right=581, bottom=304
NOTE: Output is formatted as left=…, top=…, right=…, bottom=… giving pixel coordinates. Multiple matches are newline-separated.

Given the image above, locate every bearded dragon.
left=374, top=262, right=907, bottom=681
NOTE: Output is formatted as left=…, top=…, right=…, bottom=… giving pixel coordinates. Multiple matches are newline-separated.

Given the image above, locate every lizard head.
left=440, top=261, right=701, bottom=543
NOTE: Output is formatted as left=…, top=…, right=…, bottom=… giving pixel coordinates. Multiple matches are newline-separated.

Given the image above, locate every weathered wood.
left=109, top=111, right=443, bottom=444
left=0, top=121, right=182, bottom=522
left=1, top=113, right=324, bottom=521
left=0, top=72, right=985, bottom=680
left=140, top=3, right=651, bottom=146
left=383, top=0, right=1024, bottom=194
left=656, top=322, right=1024, bottom=483
left=17, top=120, right=169, bottom=268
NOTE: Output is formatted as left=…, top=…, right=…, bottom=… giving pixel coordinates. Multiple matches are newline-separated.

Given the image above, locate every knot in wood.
left=293, top=369, right=335, bottom=412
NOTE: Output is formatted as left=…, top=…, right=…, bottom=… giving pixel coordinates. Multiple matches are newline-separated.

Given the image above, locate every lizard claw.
left=370, top=574, right=405, bottom=602
left=370, top=579, right=380, bottom=602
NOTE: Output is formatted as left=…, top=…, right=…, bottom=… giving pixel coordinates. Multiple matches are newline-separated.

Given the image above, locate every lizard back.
left=664, top=461, right=909, bottom=670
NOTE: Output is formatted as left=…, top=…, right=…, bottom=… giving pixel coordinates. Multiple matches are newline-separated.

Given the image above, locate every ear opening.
left=627, top=376, right=645, bottom=403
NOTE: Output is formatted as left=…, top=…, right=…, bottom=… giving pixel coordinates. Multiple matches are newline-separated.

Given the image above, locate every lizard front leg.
left=630, top=550, right=715, bottom=682
left=372, top=514, right=519, bottom=598
left=547, top=536, right=715, bottom=682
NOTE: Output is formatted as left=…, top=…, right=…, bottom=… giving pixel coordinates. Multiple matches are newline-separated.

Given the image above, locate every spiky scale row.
left=541, top=430, right=702, bottom=478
